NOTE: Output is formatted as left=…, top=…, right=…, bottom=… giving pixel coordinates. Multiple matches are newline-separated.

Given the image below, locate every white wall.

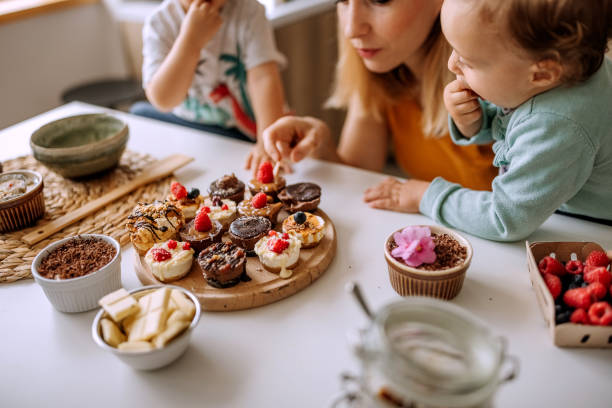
left=0, top=3, right=129, bottom=130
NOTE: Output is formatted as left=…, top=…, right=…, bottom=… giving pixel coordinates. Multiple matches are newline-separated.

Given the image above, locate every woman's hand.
left=443, top=79, right=482, bottom=138
left=262, top=116, right=331, bottom=163
left=180, top=0, right=224, bottom=51
left=363, top=177, right=430, bottom=213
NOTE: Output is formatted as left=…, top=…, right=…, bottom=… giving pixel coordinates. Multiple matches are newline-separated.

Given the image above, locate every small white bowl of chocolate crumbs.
left=32, top=234, right=121, bottom=312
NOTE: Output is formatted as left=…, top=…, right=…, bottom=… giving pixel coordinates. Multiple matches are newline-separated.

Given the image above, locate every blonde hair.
left=326, top=18, right=454, bottom=138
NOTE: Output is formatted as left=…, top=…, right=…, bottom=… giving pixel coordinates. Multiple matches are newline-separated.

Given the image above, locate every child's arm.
left=244, top=61, right=286, bottom=174
left=419, top=114, right=594, bottom=241
left=145, top=0, right=223, bottom=111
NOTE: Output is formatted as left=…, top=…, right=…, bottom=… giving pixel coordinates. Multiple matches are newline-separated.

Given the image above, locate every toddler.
left=136, top=0, right=287, bottom=172
left=411, top=0, right=612, bottom=241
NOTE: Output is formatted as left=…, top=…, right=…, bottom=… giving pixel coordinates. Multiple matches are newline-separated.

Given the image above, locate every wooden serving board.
left=134, top=209, right=336, bottom=311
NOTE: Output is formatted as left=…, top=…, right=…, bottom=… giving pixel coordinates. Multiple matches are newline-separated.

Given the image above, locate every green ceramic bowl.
left=30, top=114, right=129, bottom=178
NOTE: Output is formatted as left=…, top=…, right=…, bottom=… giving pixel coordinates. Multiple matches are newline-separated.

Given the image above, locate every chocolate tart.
left=248, top=175, right=286, bottom=201
left=229, top=216, right=272, bottom=254
left=208, top=174, right=245, bottom=203
left=278, top=182, right=321, bottom=213
left=179, top=218, right=223, bottom=254
left=237, top=198, right=282, bottom=225
left=197, top=242, right=247, bottom=288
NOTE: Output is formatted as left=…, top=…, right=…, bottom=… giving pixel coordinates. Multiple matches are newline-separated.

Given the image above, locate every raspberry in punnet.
left=570, top=308, right=589, bottom=324
left=543, top=273, right=562, bottom=300
left=586, top=250, right=610, bottom=268
left=587, top=302, right=612, bottom=326
left=563, top=287, right=592, bottom=310
left=538, top=256, right=565, bottom=276
left=584, top=266, right=611, bottom=287
left=565, top=260, right=584, bottom=275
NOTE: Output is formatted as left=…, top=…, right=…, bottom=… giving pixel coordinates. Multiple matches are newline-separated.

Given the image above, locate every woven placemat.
left=0, top=151, right=173, bottom=283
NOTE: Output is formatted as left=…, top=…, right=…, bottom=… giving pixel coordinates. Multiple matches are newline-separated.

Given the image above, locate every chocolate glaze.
left=179, top=219, right=223, bottom=254
left=278, top=182, right=321, bottom=213
left=229, top=216, right=271, bottom=252
left=208, top=174, right=245, bottom=203
left=197, top=242, right=246, bottom=287
left=125, top=201, right=183, bottom=241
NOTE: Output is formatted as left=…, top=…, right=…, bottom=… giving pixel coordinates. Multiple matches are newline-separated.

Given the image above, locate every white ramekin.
left=31, top=234, right=122, bottom=312
left=91, top=285, right=202, bottom=370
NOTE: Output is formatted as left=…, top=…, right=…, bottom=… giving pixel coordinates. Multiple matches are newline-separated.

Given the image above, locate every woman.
left=258, top=0, right=497, bottom=213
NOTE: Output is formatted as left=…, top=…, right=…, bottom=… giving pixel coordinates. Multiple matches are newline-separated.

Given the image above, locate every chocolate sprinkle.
left=38, top=237, right=116, bottom=280
left=388, top=233, right=466, bottom=270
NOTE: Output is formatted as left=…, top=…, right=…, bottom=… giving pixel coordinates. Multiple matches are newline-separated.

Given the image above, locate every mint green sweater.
left=420, top=58, right=612, bottom=242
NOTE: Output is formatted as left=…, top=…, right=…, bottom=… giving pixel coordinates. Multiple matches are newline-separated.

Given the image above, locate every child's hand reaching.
left=262, top=116, right=327, bottom=163
left=363, top=177, right=430, bottom=213
left=443, top=78, right=483, bottom=138
left=180, top=0, right=224, bottom=51
left=244, top=143, right=292, bottom=177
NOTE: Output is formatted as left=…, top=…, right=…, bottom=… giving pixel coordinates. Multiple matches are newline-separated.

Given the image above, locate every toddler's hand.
left=443, top=79, right=483, bottom=138
left=262, top=116, right=325, bottom=163
left=180, top=0, right=223, bottom=51
left=363, top=177, right=430, bottom=213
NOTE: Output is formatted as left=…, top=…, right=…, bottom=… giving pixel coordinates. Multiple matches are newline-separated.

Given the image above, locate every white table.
left=1, top=102, right=611, bottom=407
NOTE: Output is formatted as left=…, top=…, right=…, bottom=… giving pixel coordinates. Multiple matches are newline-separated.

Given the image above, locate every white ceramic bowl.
left=91, top=285, right=201, bottom=370
left=31, top=234, right=122, bottom=312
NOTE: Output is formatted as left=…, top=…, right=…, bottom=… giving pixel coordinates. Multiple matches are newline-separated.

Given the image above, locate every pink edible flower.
left=391, top=226, right=436, bottom=267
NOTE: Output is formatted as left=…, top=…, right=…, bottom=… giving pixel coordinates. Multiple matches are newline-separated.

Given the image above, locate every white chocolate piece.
left=100, top=318, right=125, bottom=347
left=98, top=288, right=139, bottom=322
left=170, top=289, right=195, bottom=321
left=117, top=341, right=154, bottom=352
left=166, top=310, right=191, bottom=326
left=128, top=288, right=170, bottom=342
left=152, top=320, right=190, bottom=349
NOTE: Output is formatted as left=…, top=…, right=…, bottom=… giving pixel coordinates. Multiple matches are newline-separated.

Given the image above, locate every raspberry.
left=202, top=206, right=211, bottom=214
left=268, top=230, right=277, bottom=236
left=543, top=274, right=561, bottom=300
left=221, top=204, right=229, bottom=210
left=563, top=287, right=592, bottom=310
left=151, top=248, right=172, bottom=262
left=587, top=302, right=612, bottom=326
left=282, top=233, right=289, bottom=240
left=194, top=210, right=212, bottom=232
left=565, top=260, right=583, bottom=275
left=268, top=238, right=289, bottom=254
left=538, top=256, right=565, bottom=276
left=252, top=192, right=268, bottom=209
left=586, top=282, right=607, bottom=300
left=171, top=181, right=188, bottom=200
left=584, top=266, right=612, bottom=287
left=167, top=240, right=177, bottom=250
left=570, top=309, right=590, bottom=325
left=257, top=161, right=274, bottom=183
left=586, top=250, right=610, bottom=268
left=182, top=242, right=191, bottom=251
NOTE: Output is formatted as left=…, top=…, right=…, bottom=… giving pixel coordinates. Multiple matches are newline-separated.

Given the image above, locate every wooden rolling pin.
left=22, top=153, right=193, bottom=246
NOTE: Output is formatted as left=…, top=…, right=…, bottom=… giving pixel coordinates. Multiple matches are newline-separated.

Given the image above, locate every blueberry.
left=294, top=211, right=307, bottom=224
left=555, top=310, right=572, bottom=324
left=572, top=274, right=584, bottom=285
left=187, top=188, right=200, bottom=199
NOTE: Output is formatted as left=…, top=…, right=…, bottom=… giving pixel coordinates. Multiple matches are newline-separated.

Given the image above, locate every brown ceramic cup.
left=384, top=225, right=473, bottom=300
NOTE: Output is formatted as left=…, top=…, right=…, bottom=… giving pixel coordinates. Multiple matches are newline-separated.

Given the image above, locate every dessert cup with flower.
left=383, top=225, right=473, bottom=300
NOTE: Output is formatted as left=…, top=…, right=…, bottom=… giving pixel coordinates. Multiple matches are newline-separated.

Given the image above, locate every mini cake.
left=278, top=182, right=321, bottom=213
left=179, top=209, right=223, bottom=254
left=282, top=211, right=326, bottom=249
left=208, top=173, right=245, bottom=203
left=144, top=240, right=194, bottom=282
left=248, top=161, right=286, bottom=200
left=201, top=195, right=237, bottom=231
left=166, top=181, right=204, bottom=220
left=197, top=242, right=247, bottom=288
left=254, top=230, right=301, bottom=279
left=237, top=192, right=282, bottom=224
left=126, top=201, right=185, bottom=255
left=229, top=216, right=272, bottom=254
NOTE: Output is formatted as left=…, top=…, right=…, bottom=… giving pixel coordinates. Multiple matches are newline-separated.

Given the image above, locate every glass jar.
left=331, top=297, right=518, bottom=408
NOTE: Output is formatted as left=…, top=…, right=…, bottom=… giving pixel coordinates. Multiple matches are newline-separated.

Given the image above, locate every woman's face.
left=337, top=0, right=443, bottom=73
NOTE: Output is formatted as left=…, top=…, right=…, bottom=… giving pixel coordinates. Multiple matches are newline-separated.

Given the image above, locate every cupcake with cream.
left=144, top=239, right=194, bottom=282
left=254, top=230, right=301, bottom=279
left=201, top=195, right=237, bottom=231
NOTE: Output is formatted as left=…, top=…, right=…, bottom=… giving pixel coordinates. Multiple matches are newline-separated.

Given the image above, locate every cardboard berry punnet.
left=526, top=241, right=612, bottom=348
